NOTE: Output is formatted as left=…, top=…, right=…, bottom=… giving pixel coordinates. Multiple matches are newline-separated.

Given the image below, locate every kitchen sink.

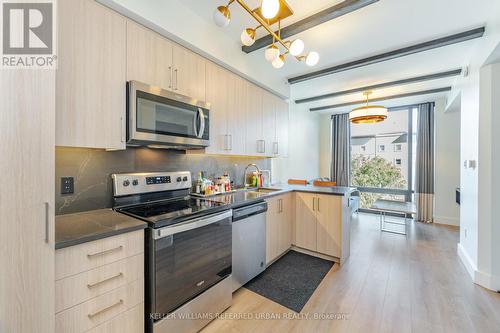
left=246, top=188, right=281, bottom=196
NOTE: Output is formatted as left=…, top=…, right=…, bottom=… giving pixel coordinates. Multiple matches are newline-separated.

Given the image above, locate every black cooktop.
left=117, top=197, right=228, bottom=229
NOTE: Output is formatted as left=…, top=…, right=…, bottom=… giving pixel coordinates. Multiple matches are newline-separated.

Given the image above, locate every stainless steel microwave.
left=127, top=81, right=210, bottom=149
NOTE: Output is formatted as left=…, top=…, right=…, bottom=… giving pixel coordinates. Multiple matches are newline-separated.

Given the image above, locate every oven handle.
left=153, top=210, right=232, bottom=239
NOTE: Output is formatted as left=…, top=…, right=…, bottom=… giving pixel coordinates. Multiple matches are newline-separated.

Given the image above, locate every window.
left=361, top=145, right=366, bottom=152
left=351, top=106, right=416, bottom=210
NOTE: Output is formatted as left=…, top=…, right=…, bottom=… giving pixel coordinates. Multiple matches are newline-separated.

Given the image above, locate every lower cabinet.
left=294, top=192, right=342, bottom=259
left=266, top=193, right=293, bottom=264
left=55, top=231, right=144, bottom=333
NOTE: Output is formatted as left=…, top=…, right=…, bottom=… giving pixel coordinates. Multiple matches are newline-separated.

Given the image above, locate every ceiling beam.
left=295, top=69, right=462, bottom=104
left=289, top=27, right=485, bottom=84
left=241, top=0, right=379, bottom=53
left=309, top=87, right=452, bottom=112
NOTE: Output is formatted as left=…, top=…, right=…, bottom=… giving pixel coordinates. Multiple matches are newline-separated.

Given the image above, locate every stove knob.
left=176, top=177, right=182, bottom=182
left=123, top=180, right=130, bottom=187
left=183, top=176, right=188, bottom=182
left=132, top=179, right=139, bottom=186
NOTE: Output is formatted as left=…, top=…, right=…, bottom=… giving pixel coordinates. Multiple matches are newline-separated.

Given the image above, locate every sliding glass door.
left=350, top=105, right=417, bottom=210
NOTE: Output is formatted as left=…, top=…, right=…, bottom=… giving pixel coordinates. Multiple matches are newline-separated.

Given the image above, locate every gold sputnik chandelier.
left=213, top=0, right=320, bottom=69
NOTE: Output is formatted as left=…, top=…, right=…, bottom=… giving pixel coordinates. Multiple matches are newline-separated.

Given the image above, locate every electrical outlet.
left=61, top=177, right=74, bottom=195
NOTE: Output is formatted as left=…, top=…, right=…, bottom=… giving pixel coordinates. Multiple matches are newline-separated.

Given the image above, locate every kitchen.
left=49, top=0, right=355, bottom=332
left=3, top=0, right=500, bottom=333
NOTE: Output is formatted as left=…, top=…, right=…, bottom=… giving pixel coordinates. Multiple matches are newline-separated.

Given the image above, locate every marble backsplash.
left=55, top=147, right=271, bottom=215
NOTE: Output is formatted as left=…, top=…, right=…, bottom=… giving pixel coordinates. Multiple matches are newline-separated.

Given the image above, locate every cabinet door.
left=1, top=71, right=55, bottom=333
left=172, top=45, right=206, bottom=101
left=265, top=196, right=280, bottom=264
left=126, top=20, right=173, bottom=90
left=275, top=98, right=289, bottom=157
left=245, top=82, right=265, bottom=156
left=262, top=91, right=277, bottom=157
left=57, top=0, right=126, bottom=149
left=205, top=62, right=228, bottom=154
left=278, top=193, right=293, bottom=254
left=294, top=192, right=317, bottom=251
left=226, top=74, right=246, bottom=154
left=316, top=195, right=342, bottom=258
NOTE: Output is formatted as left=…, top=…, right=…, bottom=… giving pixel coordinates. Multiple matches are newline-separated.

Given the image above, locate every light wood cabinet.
left=294, top=192, right=317, bottom=251
left=316, top=195, right=342, bottom=258
left=275, top=98, right=290, bottom=157
left=245, top=82, right=266, bottom=156
left=55, top=231, right=144, bottom=333
left=126, top=20, right=173, bottom=90
left=205, top=61, right=229, bottom=154
left=266, top=193, right=293, bottom=264
left=294, top=193, right=343, bottom=259
left=262, top=90, right=277, bottom=156
left=57, top=0, right=126, bottom=149
left=127, top=21, right=206, bottom=102
left=172, top=45, right=206, bottom=101
left=0, top=71, right=55, bottom=333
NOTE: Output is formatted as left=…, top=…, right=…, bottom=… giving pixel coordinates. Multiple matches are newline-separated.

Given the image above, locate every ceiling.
left=181, top=0, right=499, bottom=112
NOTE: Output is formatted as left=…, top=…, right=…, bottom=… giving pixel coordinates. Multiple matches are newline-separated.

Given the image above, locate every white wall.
left=272, top=102, right=321, bottom=184
left=476, top=62, right=500, bottom=290
left=434, top=98, right=461, bottom=226
left=319, top=115, right=331, bottom=178
left=454, top=18, right=500, bottom=289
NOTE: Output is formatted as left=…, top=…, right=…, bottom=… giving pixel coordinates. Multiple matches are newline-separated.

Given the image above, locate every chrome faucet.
left=243, top=163, right=261, bottom=188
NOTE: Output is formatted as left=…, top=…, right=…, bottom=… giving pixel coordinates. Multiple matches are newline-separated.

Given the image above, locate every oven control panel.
left=112, top=171, right=191, bottom=197
left=146, top=176, right=171, bottom=185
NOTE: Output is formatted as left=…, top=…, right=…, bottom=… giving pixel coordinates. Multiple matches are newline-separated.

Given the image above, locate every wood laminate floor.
left=202, top=213, right=500, bottom=333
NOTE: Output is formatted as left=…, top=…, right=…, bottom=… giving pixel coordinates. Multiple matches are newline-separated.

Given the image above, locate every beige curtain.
left=415, top=103, right=435, bottom=223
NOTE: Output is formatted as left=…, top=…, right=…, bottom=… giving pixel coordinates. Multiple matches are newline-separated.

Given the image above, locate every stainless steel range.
left=112, top=171, right=232, bottom=333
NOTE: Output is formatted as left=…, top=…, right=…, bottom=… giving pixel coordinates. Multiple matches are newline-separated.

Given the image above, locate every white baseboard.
left=457, top=243, right=476, bottom=279
left=434, top=215, right=459, bottom=226
left=457, top=243, right=500, bottom=292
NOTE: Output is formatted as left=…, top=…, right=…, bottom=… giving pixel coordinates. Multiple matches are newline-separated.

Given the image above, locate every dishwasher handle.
left=232, top=202, right=268, bottom=222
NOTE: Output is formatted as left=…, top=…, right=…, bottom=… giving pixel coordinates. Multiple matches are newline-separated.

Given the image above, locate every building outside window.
left=378, top=144, right=385, bottom=152
left=394, top=144, right=402, bottom=152
left=394, top=158, right=402, bottom=166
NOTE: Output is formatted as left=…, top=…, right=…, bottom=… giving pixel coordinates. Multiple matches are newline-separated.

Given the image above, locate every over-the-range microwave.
left=126, top=80, right=210, bottom=149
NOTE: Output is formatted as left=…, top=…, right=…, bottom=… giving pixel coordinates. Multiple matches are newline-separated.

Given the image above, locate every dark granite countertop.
left=55, top=209, right=147, bottom=250
left=209, top=184, right=357, bottom=209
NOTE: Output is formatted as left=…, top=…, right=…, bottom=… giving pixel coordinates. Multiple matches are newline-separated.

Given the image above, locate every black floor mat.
left=244, top=250, right=334, bottom=312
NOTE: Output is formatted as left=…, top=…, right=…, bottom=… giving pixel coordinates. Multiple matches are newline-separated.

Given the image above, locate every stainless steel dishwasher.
left=231, top=201, right=268, bottom=292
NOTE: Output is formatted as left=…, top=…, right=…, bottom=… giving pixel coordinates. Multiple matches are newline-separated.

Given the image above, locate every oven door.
left=127, top=80, right=210, bottom=148
left=149, top=210, right=232, bottom=318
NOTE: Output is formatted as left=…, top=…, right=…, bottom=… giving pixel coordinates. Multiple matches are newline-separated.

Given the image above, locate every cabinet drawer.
left=56, top=253, right=143, bottom=313
left=55, top=279, right=143, bottom=333
left=86, top=302, right=144, bottom=333
left=56, top=231, right=143, bottom=280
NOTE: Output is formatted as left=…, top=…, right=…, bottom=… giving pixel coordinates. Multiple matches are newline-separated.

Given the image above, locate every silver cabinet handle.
left=317, top=198, right=320, bottom=212
left=312, top=198, right=315, bottom=211
left=87, top=246, right=123, bottom=259
left=44, top=202, right=49, bottom=243
left=229, top=134, right=233, bottom=151
left=87, top=272, right=123, bottom=289
left=279, top=199, right=283, bottom=213
left=273, top=142, right=279, bottom=155
left=174, top=68, right=178, bottom=90
left=88, top=299, right=123, bottom=318
left=168, top=66, right=172, bottom=89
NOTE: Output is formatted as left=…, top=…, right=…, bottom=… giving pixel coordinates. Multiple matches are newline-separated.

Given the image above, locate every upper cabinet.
left=56, top=0, right=126, bottom=149
left=205, top=61, right=289, bottom=157
left=55, top=0, right=286, bottom=155
left=126, top=21, right=173, bottom=91
left=127, top=21, right=206, bottom=102
left=172, top=45, right=206, bottom=102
